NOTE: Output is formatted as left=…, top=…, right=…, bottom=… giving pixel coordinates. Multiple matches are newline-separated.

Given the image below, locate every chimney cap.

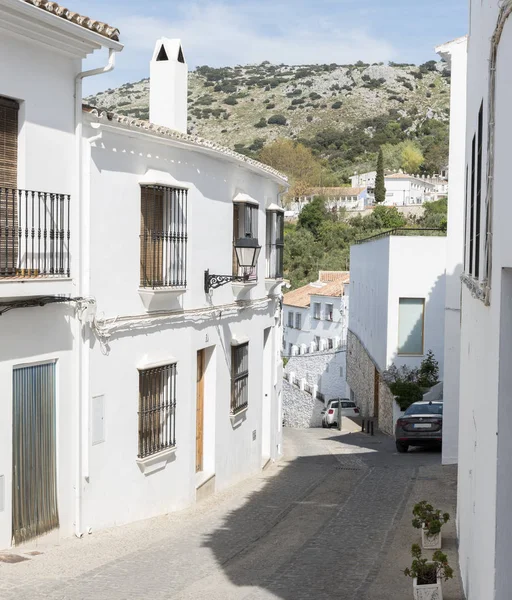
left=152, top=38, right=186, bottom=64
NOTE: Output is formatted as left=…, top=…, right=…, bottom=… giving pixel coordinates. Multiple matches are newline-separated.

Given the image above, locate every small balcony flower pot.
left=413, top=574, right=443, bottom=600
left=421, top=525, right=442, bottom=550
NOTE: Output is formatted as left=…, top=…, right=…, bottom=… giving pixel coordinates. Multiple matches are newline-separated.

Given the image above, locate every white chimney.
left=149, top=38, right=188, bottom=134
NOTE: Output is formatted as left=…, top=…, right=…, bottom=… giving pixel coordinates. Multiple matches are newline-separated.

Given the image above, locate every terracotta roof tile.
left=283, top=279, right=346, bottom=308
left=24, top=0, right=120, bottom=41
left=319, top=271, right=350, bottom=283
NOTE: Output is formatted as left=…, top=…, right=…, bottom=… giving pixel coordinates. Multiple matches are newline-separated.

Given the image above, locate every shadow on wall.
left=349, top=266, right=451, bottom=434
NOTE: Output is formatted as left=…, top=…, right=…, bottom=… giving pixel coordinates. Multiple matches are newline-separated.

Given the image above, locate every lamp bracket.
left=204, top=269, right=249, bottom=294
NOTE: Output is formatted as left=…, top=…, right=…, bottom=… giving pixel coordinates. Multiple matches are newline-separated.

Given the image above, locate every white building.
left=287, top=187, right=368, bottom=219
left=383, top=174, right=437, bottom=206
left=347, top=232, right=446, bottom=434
left=435, top=36, right=467, bottom=466
left=283, top=271, right=350, bottom=356
left=455, top=2, right=512, bottom=598
left=350, top=171, right=377, bottom=189
left=0, top=1, right=286, bottom=551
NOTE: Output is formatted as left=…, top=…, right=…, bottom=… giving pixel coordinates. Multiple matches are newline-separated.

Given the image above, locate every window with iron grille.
left=287, top=311, right=294, bottom=327
left=233, top=202, right=258, bottom=280
left=138, top=364, right=177, bottom=458
left=295, top=313, right=301, bottom=330
left=266, top=209, right=284, bottom=279
left=231, top=343, right=249, bottom=414
left=140, top=185, right=187, bottom=289
left=328, top=338, right=334, bottom=350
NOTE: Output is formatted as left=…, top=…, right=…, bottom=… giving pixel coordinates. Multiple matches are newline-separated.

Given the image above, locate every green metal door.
left=12, top=363, right=59, bottom=545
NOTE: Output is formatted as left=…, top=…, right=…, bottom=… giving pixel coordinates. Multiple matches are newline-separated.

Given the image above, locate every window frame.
left=138, top=363, right=177, bottom=458
left=233, top=201, right=259, bottom=279
left=397, top=297, right=425, bottom=356
left=313, top=302, right=321, bottom=320
left=295, top=312, right=302, bottom=330
left=287, top=311, right=294, bottom=328
left=140, top=185, right=188, bottom=289
left=325, top=303, right=334, bottom=321
left=231, top=342, right=249, bottom=415
left=265, top=208, right=284, bottom=279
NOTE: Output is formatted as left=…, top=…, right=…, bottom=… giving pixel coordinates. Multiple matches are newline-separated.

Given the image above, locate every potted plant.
left=412, top=500, right=450, bottom=549
left=404, top=544, right=453, bottom=600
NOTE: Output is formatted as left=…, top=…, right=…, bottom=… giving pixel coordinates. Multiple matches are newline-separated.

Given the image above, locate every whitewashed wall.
left=457, top=3, right=512, bottom=599
left=0, top=30, right=83, bottom=549
left=285, top=350, right=348, bottom=400
left=80, top=118, right=284, bottom=531
left=437, top=36, right=467, bottom=466
left=349, top=235, right=446, bottom=375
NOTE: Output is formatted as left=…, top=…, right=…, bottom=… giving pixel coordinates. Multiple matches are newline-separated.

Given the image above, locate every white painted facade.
left=349, top=235, right=446, bottom=376
left=456, top=2, right=512, bottom=599
left=436, top=36, right=467, bottom=466
left=383, top=175, right=437, bottom=206
left=0, top=3, right=286, bottom=551
left=283, top=288, right=349, bottom=355
left=350, top=171, right=377, bottom=189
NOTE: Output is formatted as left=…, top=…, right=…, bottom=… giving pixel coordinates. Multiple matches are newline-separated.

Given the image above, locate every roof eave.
left=2, top=0, right=122, bottom=56
left=83, top=109, right=288, bottom=185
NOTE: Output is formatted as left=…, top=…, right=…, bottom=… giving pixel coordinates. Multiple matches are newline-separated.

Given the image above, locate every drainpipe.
left=74, top=48, right=118, bottom=539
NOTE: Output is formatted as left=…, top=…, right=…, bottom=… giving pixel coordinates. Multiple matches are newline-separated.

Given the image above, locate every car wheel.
left=396, top=441, right=409, bottom=453
left=322, top=421, right=327, bottom=429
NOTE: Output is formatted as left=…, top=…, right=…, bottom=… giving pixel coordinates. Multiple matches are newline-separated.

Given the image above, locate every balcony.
left=0, top=188, right=72, bottom=297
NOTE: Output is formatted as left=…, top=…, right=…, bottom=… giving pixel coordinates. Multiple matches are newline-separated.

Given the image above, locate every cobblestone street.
left=0, top=427, right=463, bottom=600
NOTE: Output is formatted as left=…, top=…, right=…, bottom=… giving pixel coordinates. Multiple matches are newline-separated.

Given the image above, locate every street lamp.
left=204, top=235, right=261, bottom=293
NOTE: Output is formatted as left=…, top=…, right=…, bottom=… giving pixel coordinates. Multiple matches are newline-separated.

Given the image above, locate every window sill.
left=136, top=446, right=177, bottom=475
left=232, top=280, right=258, bottom=295
left=265, top=278, right=283, bottom=293
left=230, top=406, right=248, bottom=427
left=138, top=287, right=186, bottom=311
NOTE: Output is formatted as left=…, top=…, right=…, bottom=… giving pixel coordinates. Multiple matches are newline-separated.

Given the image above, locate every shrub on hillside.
left=224, top=96, right=238, bottom=106
left=268, top=114, right=287, bottom=125
left=332, top=101, right=343, bottom=109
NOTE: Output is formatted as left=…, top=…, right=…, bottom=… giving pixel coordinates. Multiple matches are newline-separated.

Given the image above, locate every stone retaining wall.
left=282, top=379, right=324, bottom=428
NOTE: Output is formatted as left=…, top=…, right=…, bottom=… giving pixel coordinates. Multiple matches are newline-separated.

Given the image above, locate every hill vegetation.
left=86, top=60, right=451, bottom=190
left=284, top=198, right=447, bottom=288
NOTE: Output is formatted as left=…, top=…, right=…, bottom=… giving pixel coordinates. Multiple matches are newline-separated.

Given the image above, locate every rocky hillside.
left=86, top=61, right=451, bottom=177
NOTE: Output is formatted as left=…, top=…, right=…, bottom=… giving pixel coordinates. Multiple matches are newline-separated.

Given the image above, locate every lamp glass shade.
left=234, top=236, right=261, bottom=268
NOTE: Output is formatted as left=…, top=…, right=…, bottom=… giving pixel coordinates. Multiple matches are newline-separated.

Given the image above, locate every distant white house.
left=282, top=271, right=350, bottom=401
left=283, top=271, right=350, bottom=356
left=346, top=231, right=446, bottom=434
left=287, top=187, right=369, bottom=218
left=383, top=174, right=437, bottom=205
left=351, top=171, right=377, bottom=189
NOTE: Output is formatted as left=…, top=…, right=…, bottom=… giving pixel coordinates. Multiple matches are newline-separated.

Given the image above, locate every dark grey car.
left=395, top=401, right=443, bottom=453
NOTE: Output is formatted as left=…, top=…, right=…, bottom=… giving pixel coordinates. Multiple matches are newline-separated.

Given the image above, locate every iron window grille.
left=138, top=363, right=177, bottom=458
left=233, top=202, right=258, bottom=281
left=266, top=209, right=284, bottom=279
left=0, top=188, right=70, bottom=278
left=231, top=342, right=249, bottom=415
left=295, top=313, right=301, bottom=330
left=287, top=312, right=294, bottom=327
left=140, top=185, right=188, bottom=289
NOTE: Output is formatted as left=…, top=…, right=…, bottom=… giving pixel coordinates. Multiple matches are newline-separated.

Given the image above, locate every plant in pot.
left=404, top=544, right=453, bottom=600
left=412, top=501, right=450, bottom=549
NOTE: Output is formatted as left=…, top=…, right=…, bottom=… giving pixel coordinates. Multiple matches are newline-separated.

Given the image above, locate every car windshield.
left=404, top=403, right=443, bottom=416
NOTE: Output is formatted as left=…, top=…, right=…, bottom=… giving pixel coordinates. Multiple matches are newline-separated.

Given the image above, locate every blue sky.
left=75, top=0, right=468, bottom=95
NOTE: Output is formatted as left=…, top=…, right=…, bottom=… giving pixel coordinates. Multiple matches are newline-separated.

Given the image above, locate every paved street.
left=0, top=427, right=463, bottom=600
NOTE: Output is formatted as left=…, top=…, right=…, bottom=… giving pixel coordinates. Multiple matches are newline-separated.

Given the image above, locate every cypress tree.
left=374, top=148, right=386, bottom=203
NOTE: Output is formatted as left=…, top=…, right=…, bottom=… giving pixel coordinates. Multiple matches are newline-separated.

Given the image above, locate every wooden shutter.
left=140, top=186, right=164, bottom=287
left=0, top=97, right=18, bottom=188
left=0, top=97, right=19, bottom=275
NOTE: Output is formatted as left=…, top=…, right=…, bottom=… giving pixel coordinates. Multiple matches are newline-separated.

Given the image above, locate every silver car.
left=395, top=401, right=443, bottom=453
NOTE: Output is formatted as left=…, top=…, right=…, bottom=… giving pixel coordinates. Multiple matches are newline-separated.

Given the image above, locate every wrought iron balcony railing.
left=0, top=188, right=70, bottom=278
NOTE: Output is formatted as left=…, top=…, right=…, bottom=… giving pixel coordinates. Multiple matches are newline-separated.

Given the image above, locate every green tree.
left=401, top=141, right=424, bottom=174
left=375, top=148, right=386, bottom=203
left=418, top=197, right=447, bottom=229
left=298, top=196, right=329, bottom=238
